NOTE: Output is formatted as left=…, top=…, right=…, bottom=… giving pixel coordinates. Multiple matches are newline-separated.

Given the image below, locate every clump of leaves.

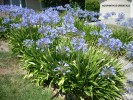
left=21, top=35, right=125, bottom=100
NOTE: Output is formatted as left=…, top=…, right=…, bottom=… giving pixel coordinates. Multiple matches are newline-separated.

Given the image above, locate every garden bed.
left=0, top=4, right=133, bottom=100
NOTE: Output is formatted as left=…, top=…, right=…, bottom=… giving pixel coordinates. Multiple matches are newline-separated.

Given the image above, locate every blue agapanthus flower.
left=95, top=21, right=106, bottom=29
left=10, top=23, right=21, bottom=29
left=71, top=38, right=87, bottom=52
left=54, top=61, right=70, bottom=75
left=128, top=18, right=133, bottom=28
left=108, top=38, right=122, bottom=51
left=115, top=12, right=125, bottom=22
left=99, top=29, right=113, bottom=38
left=36, top=38, right=52, bottom=50
left=56, top=5, right=66, bottom=11
left=23, top=39, right=34, bottom=47
left=103, top=12, right=116, bottom=19
left=56, top=26, right=67, bottom=35
left=2, top=17, right=11, bottom=24
left=99, top=66, right=116, bottom=79
left=90, top=30, right=99, bottom=35
left=98, top=38, right=108, bottom=46
left=120, top=21, right=129, bottom=27
left=123, top=41, right=133, bottom=58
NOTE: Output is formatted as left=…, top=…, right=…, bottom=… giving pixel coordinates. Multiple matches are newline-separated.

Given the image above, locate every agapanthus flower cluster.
left=89, top=11, right=100, bottom=22
left=0, top=4, right=101, bottom=30
left=56, top=45, right=70, bottom=57
left=54, top=61, right=70, bottom=75
left=71, top=38, right=87, bottom=52
left=10, top=23, right=21, bottom=28
left=54, top=4, right=100, bottom=21
left=98, top=38, right=122, bottom=51
left=115, top=12, right=125, bottom=22
left=123, top=41, right=133, bottom=58
left=120, top=21, right=129, bottom=28
left=36, top=38, right=52, bottom=51
left=91, top=29, right=113, bottom=44
left=74, top=7, right=88, bottom=18
left=0, top=26, right=7, bottom=32
left=128, top=18, right=133, bottom=28
left=56, top=46, right=70, bottom=53
left=38, top=25, right=52, bottom=35
left=103, top=12, right=116, bottom=19
left=98, top=38, right=108, bottom=46
left=56, top=5, right=67, bottom=11
left=116, top=17, right=133, bottom=29
left=2, top=17, right=11, bottom=24
left=99, top=66, right=116, bottom=79
left=62, top=13, right=77, bottom=33
left=95, top=21, right=106, bottom=29
left=0, top=5, right=11, bottom=12
left=73, top=8, right=100, bottom=21
left=97, top=28, right=122, bottom=51
left=15, top=7, right=60, bottom=27
left=18, top=9, right=36, bottom=27
left=23, top=39, right=34, bottom=47
left=90, top=30, right=99, bottom=35
left=99, top=29, right=113, bottom=38
left=56, top=26, right=67, bottom=35
left=9, top=6, right=26, bottom=17
left=64, top=4, right=71, bottom=10
left=108, top=38, right=122, bottom=51
left=44, top=8, right=60, bottom=24
left=91, top=17, right=98, bottom=22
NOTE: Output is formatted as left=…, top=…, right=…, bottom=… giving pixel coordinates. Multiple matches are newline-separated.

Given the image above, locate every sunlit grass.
left=0, top=74, right=58, bottom=100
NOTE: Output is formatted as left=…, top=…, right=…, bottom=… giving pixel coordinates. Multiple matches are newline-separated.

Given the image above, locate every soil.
left=0, top=41, right=9, bottom=52
left=0, top=41, right=26, bottom=75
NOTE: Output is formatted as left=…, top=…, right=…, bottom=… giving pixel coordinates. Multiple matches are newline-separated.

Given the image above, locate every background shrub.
left=85, top=0, right=100, bottom=12
left=69, top=0, right=85, bottom=9
left=40, top=0, right=85, bottom=9
left=40, top=0, right=69, bottom=8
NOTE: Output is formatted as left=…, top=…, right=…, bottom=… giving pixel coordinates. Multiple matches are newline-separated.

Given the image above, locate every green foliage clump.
left=9, top=27, right=41, bottom=55
left=21, top=37, right=125, bottom=100
left=85, top=0, right=100, bottom=12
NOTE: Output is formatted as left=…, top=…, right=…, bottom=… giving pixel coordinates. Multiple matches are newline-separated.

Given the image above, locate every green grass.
left=0, top=74, right=59, bottom=100
left=0, top=50, right=62, bottom=100
left=0, top=52, right=16, bottom=68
